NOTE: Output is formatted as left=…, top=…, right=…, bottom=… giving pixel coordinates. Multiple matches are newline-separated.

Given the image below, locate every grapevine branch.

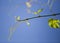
left=17, top=13, right=60, bottom=22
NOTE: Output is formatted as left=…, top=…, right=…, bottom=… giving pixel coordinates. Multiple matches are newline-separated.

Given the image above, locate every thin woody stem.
left=17, top=13, right=60, bottom=22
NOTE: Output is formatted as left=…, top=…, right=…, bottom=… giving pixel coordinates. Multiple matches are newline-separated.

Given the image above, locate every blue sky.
left=0, top=0, right=60, bottom=43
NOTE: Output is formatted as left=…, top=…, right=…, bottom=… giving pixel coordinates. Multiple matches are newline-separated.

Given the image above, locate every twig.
left=17, top=13, right=60, bottom=22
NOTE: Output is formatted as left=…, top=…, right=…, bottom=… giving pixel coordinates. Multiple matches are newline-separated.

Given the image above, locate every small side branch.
left=17, top=13, right=60, bottom=22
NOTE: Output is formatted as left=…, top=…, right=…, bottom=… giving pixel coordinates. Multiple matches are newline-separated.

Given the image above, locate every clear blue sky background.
left=0, top=0, right=60, bottom=43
